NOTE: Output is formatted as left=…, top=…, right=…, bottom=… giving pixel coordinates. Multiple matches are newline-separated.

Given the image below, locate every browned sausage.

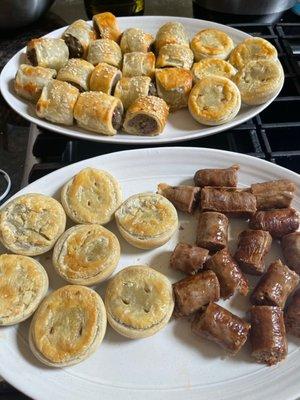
left=194, top=165, right=239, bottom=188
left=249, top=208, right=299, bottom=238
left=234, top=229, right=272, bottom=275
left=192, top=302, right=251, bottom=354
left=170, top=243, right=209, bottom=275
left=196, top=212, right=228, bottom=253
left=285, top=289, right=300, bottom=338
left=281, top=232, right=300, bottom=274
left=250, top=306, right=287, bottom=366
left=201, top=187, right=256, bottom=217
left=157, top=183, right=200, bottom=213
left=173, top=271, right=220, bottom=317
left=250, top=259, right=299, bottom=308
left=204, top=248, right=249, bottom=299
left=251, top=179, right=295, bottom=210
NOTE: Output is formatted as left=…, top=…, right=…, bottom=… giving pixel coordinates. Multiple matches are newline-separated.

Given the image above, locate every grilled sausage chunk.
left=157, top=184, right=200, bottom=213
left=285, top=289, right=300, bottom=338
left=170, top=243, right=209, bottom=275
left=196, top=212, right=228, bottom=253
left=251, top=179, right=295, bottom=210
left=194, top=165, right=239, bottom=188
left=192, top=302, right=251, bottom=354
left=250, top=306, right=287, bottom=366
left=281, top=232, right=300, bottom=274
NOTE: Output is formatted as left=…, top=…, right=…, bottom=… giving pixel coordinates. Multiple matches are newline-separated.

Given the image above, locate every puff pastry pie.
left=114, top=76, right=155, bottom=110
left=0, top=193, right=66, bottom=256
left=0, top=254, right=48, bottom=326
left=234, top=59, right=284, bottom=105
left=123, top=95, right=169, bottom=136
left=156, top=44, right=194, bottom=70
left=192, top=58, right=236, bottom=82
left=155, top=22, right=189, bottom=52
left=14, top=64, right=56, bottom=102
left=188, top=75, right=241, bottom=125
left=122, top=52, right=156, bottom=78
left=87, top=39, right=122, bottom=68
left=105, top=265, right=174, bottom=339
left=93, top=12, right=121, bottom=42
left=89, top=63, right=122, bottom=95
left=191, top=29, right=234, bottom=61
left=57, top=58, right=94, bottom=92
left=155, top=67, right=193, bottom=111
left=61, top=167, right=123, bottom=225
left=26, top=38, right=69, bottom=71
left=120, top=28, right=154, bottom=53
left=115, top=192, right=178, bottom=249
left=62, top=19, right=96, bottom=58
left=36, top=79, right=79, bottom=126
left=29, top=285, right=107, bottom=367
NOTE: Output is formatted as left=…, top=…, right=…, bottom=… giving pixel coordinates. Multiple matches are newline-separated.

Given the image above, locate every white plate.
left=0, top=147, right=299, bottom=400
left=0, top=16, right=283, bottom=145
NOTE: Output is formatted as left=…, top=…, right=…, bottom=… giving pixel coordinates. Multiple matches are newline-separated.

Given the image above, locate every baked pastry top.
left=89, top=62, right=121, bottom=94
left=120, top=28, right=154, bottom=53
left=191, top=29, right=234, bottom=61
left=92, top=12, right=121, bottom=42
left=87, top=39, right=122, bottom=68
left=156, top=44, right=194, bottom=70
left=56, top=58, right=94, bottom=92
left=192, top=58, right=236, bottom=82
left=114, top=76, right=153, bottom=110
left=155, top=22, right=189, bottom=51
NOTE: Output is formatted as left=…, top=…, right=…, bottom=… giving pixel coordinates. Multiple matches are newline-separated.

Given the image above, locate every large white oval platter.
left=0, top=16, right=283, bottom=145
left=0, top=147, right=299, bottom=400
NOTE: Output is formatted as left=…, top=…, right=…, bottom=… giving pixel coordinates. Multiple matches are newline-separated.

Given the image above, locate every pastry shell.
left=114, top=76, right=153, bottom=110
left=156, top=44, right=194, bottom=70
left=92, top=12, right=121, bottom=42
left=62, top=19, right=96, bottom=59
left=87, top=39, right=122, bottom=68
left=89, top=62, right=122, bottom=95
left=122, top=52, right=156, bottom=78
left=191, top=29, right=234, bottom=61
left=120, top=28, right=154, bottom=53
left=155, top=22, right=189, bottom=52
left=192, top=58, right=236, bottom=82
left=57, top=58, right=94, bottom=92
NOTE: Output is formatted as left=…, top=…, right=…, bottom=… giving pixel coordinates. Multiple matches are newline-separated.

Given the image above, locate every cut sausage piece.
left=285, top=289, right=300, bottom=338
left=157, top=184, right=200, bottom=214
left=173, top=271, right=220, bottom=317
left=250, top=259, right=299, bottom=309
left=249, top=208, right=299, bottom=238
left=170, top=243, right=209, bottom=275
left=234, top=229, right=272, bottom=275
left=196, top=211, right=228, bottom=253
left=201, top=187, right=256, bottom=217
left=281, top=232, right=300, bottom=274
left=251, top=179, right=295, bottom=210
left=192, top=302, right=251, bottom=354
left=194, top=165, right=239, bottom=188
left=250, top=306, right=287, bottom=366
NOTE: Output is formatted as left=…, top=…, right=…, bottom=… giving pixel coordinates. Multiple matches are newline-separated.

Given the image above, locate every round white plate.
left=0, top=147, right=299, bottom=400
left=0, top=16, right=283, bottom=145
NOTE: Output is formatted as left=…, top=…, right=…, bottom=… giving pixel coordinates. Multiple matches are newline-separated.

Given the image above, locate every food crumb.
left=179, top=225, right=184, bottom=230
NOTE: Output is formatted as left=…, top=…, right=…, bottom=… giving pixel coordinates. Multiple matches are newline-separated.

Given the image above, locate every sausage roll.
left=281, top=232, right=300, bottom=274
left=188, top=76, right=241, bottom=125
left=26, top=38, right=69, bottom=71
left=74, top=91, right=123, bottom=135
left=201, top=187, right=257, bottom=218
left=14, top=64, right=56, bottom=102
left=191, top=29, right=234, bottom=61
left=194, top=164, right=239, bottom=187
left=251, top=179, right=296, bottom=211
left=122, top=52, right=156, bottom=78
left=87, top=39, right=122, bottom=68
left=285, top=289, right=300, bottom=338
left=123, top=96, right=169, bottom=136
left=89, top=63, right=121, bottom=95
left=114, top=76, right=155, bottom=110
left=155, top=67, right=193, bottom=111
left=36, top=79, right=79, bottom=126
left=157, top=183, right=200, bottom=213
left=120, top=28, right=154, bottom=53
left=204, top=248, right=249, bottom=299
left=155, top=22, right=189, bottom=52
left=62, top=19, right=96, bottom=58
left=156, top=44, right=194, bottom=70
left=170, top=243, right=209, bottom=275
left=234, top=229, right=272, bottom=275
left=56, top=58, right=94, bottom=92
left=196, top=211, right=228, bottom=253
left=192, top=58, right=236, bottom=82
left=251, top=259, right=299, bottom=309
left=92, top=12, right=121, bottom=42
left=173, top=271, right=220, bottom=317
left=250, top=306, right=287, bottom=366
left=192, top=303, right=251, bottom=355
left=249, top=208, right=299, bottom=238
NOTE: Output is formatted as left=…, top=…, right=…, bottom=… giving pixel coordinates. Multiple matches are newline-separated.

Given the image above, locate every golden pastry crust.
left=233, top=59, right=284, bottom=105
left=73, top=91, right=123, bottom=135
left=192, top=58, right=236, bottom=82
left=114, top=76, right=153, bottom=110
left=61, top=167, right=123, bottom=225
left=92, top=12, right=121, bottom=42
left=105, top=265, right=174, bottom=339
left=14, top=64, right=57, bottom=102
left=155, top=67, right=193, bottom=111
left=57, top=58, right=94, bottom=92
left=155, top=22, right=189, bottom=52
left=89, top=63, right=122, bottom=94
left=52, top=224, right=120, bottom=285
left=123, top=96, right=169, bottom=136
left=115, top=192, right=178, bottom=249
left=120, top=28, right=154, bottom=53
left=0, top=193, right=66, bottom=256
left=26, top=38, right=69, bottom=71
left=229, top=37, right=278, bottom=70
left=188, top=75, right=241, bottom=126
left=122, top=52, right=156, bottom=78
left=0, top=254, right=48, bottom=326
left=62, top=19, right=96, bottom=59
left=191, top=29, right=234, bottom=61
left=156, top=44, right=194, bottom=70
left=87, top=39, right=122, bottom=68
left=29, top=285, right=106, bottom=367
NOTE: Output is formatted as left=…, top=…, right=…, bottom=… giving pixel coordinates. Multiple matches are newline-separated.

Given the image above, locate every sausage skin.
left=281, top=232, right=300, bottom=274
left=194, top=165, right=239, bottom=188
left=251, top=179, right=295, bottom=210
left=157, top=183, right=200, bottom=213
left=170, top=243, right=209, bottom=275
left=285, top=289, right=300, bottom=338
left=196, top=211, right=228, bottom=253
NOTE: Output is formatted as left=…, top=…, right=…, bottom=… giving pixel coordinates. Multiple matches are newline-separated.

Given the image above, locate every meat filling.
left=128, top=114, right=158, bottom=135
left=64, top=35, right=84, bottom=58
left=148, top=82, right=157, bottom=96
left=111, top=73, right=121, bottom=95
left=112, top=106, right=123, bottom=130
left=27, top=48, right=38, bottom=66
